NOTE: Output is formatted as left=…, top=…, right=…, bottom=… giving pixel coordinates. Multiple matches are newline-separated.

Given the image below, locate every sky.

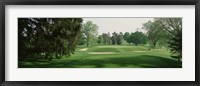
left=83, top=18, right=154, bottom=35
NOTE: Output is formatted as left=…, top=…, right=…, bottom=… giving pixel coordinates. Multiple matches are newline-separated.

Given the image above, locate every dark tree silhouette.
left=129, top=31, right=147, bottom=46
left=18, top=18, right=83, bottom=61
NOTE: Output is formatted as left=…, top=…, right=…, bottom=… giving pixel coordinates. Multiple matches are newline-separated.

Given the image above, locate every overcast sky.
left=83, top=18, right=154, bottom=35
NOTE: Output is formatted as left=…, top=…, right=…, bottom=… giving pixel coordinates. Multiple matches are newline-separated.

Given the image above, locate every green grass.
left=18, top=45, right=182, bottom=68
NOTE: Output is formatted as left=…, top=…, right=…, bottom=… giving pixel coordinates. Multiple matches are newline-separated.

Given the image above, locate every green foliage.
left=82, top=21, right=98, bottom=46
left=102, top=33, right=111, bottom=45
left=116, top=32, right=123, bottom=45
left=18, top=18, right=83, bottom=61
left=168, top=29, right=182, bottom=61
left=156, top=18, right=182, bottom=61
left=155, top=18, right=182, bottom=35
left=97, top=35, right=103, bottom=44
left=141, top=34, right=148, bottom=45
left=111, top=32, right=118, bottom=45
left=123, top=32, right=131, bottom=43
left=143, top=18, right=182, bottom=61
left=77, top=32, right=86, bottom=45
left=142, top=21, right=166, bottom=48
left=129, top=31, right=147, bottom=46
left=111, top=32, right=124, bottom=45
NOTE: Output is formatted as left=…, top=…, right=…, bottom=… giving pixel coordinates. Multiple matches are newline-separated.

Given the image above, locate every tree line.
left=77, top=21, right=148, bottom=46
left=95, top=31, right=147, bottom=46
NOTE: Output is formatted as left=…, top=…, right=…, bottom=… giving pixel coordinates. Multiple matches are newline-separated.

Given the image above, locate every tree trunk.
left=87, top=41, right=89, bottom=47
left=152, top=42, right=157, bottom=48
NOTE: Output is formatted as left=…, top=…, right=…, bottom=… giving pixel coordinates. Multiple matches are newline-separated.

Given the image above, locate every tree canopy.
left=142, top=18, right=182, bottom=60
left=156, top=18, right=182, bottom=60
left=123, top=32, right=131, bottom=44
left=18, top=18, right=83, bottom=61
left=82, top=21, right=98, bottom=46
left=129, top=31, right=147, bottom=46
left=142, top=20, right=166, bottom=48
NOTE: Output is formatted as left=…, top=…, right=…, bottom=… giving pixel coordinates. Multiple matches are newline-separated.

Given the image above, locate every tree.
left=102, top=33, right=107, bottom=45
left=155, top=18, right=182, bottom=35
left=168, top=30, right=182, bottom=61
left=142, top=21, right=165, bottom=48
left=129, top=31, right=147, bottom=46
left=97, top=35, right=103, bottom=44
left=107, top=32, right=112, bottom=45
left=18, top=18, right=83, bottom=61
left=82, top=21, right=98, bottom=47
left=111, top=32, right=118, bottom=45
left=102, top=33, right=111, bottom=45
left=123, top=32, right=131, bottom=43
left=141, top=34, right=148, bottom=45
left=155, top=18, right=182, bottom=61
left=116, top=32, right=123, bottom=45
left=77, top=32, right=87, bottom=45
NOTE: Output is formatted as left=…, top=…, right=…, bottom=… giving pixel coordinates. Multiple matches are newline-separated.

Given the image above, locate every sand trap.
left=132, top=51, right=147, bottom=52
left=79, top=48, right=88, bottom=51
left=88, top=52, right=116, bottom=54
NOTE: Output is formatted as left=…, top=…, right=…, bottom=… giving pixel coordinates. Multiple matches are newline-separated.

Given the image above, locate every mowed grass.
left=18, top=45, right=182, bottom=68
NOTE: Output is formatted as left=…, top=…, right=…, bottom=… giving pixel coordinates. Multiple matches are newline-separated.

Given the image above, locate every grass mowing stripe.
left=19, top=45, right=182, bottom=68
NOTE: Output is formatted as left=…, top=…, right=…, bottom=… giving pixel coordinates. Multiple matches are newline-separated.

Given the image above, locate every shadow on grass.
left=18, top=55, right=182, bottom=68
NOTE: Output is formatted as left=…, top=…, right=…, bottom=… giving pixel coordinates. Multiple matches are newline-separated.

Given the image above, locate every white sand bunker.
left=79, top=48, right=88, bottom=51
left=88, top=52, right=116, bottom=54
left=132, top=51, right=147, bottom=52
